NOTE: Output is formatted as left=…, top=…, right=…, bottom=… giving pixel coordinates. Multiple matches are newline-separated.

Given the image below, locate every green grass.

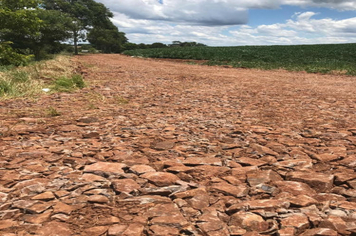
left=52, top=74, right=85, bottom=92
left=123, top=43, right=356, bottom=75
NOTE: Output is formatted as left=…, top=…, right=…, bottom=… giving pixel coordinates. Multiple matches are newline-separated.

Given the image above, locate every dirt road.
left=1, top=54, right=356, bottom=235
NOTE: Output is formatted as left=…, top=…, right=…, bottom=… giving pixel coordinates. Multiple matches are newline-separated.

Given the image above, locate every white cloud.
left=94, top=0, right=356, bottom=46
left=99, top=0, right=251, bottom=25
left=228, top=12, right=356, bottom=45
left=282, top=0, right=356, bottom=10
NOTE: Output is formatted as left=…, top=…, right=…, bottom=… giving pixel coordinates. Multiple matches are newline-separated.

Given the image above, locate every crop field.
left=123, top=43, right=356, bottom=75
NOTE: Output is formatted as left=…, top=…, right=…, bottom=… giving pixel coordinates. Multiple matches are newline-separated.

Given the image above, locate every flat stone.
left=274, top=181, right=317, bottom=196
left=236, top=157, right=267, bottom=167
left=287, top=171, right=334, bottom=192
left=83, top=131, right=100, bottom=138
left=280, top=213, right=310, bottom=234
left=250, top=143, right=279, bottom=156
left=152, top=140, right=175, bottom=150
left=81, top=173, right=108, bottom=182
left=0, top=192, right=8, bottom=203
left=300, top=228, right=338, bottom=236
left=210, top=181, right=248, bottom=197
left=13, top=178, right=49, bottom=190
left=334, top=170, right=356, bottom=184
left=288, top=194, right=318, bottom=207
left=148, top=203, right=189, bottom=227
left=150, top=225, right=180, bottom=236
left=229, top=212, right=269, bottom=232
left=0, top=220, right=18, bottom=230
left=130, top=164, right=156, bottom=175
left=88, top=195, right=109, bottom=203
left=141, top=172, right=180, bottom=187
left=197, top=210, right=229, bottom=235
left=23, top=210, right=52, bottom=224
left=231, top=166, right=258, bottom=181
left=31, top=191, right=56, bottom=200
left=27, top=202, right=53, bottom=214
left=84, top=162, right=126, bottom=176
left=227, top=199, right=290, bottom=214
left=112, top=179, right=140, bottom=194
left=183, top=157, right=222, bottom=166
left=278, top=227, right=297, bottom=236
left=84, top=226, right=108, bottom=235
left=37, top=222, right=73, bottom=236
left=273, top=159, right=313, bottom=170
left=314, top=193, right=346, bottom=202
left=118, top=195, right=172, bottom=205
left=108, top=224, right=128, bottom=236
left=313, top=153, right=340, bottom=162
left=247, top=170, right=283, bottom=186
left=140, top=185, right=184, bottom=196
left=319, top=216, right=349, bottom=235
left=53, top=202, right=75, bottom=215
left=121, top=223, right=144, bottom=236
left=51, top=213, right=70, bottom=222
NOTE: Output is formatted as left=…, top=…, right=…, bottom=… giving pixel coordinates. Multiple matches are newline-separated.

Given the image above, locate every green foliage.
left=0, top=0, right=43, bottom=36
left=43, top=0, right=119, bottom=55
left=52, top=74, right=85, bottom=92
left=123, top=43, right=356, bottom=75
left=0, top=80, right=13, bottom=96
left=0, top=42, right=33, bottom=66
left=87, top=24, right=127, bottom=53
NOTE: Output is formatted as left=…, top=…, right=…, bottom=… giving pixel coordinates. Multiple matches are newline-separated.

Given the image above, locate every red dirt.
left=1, top=54, right=356, bottom=235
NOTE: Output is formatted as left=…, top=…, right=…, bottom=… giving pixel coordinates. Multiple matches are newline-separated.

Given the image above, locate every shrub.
left=0, top=42, right=33, bottom=66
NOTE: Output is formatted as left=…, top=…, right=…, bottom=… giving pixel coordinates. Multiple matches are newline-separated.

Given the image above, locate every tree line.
left=0, top=0, right=127, bottom=65
left=0, top=0, right=208, bottom=66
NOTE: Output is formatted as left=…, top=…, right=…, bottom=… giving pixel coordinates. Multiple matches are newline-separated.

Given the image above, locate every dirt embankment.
left=1, top=54, right=356, bottom=235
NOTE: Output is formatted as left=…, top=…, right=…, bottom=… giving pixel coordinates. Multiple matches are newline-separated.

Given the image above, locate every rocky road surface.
left=1, top=54, right=356, bottom=236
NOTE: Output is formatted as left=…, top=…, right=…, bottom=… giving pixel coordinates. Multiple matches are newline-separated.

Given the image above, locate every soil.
left=1, top=54, right=356, bottom=236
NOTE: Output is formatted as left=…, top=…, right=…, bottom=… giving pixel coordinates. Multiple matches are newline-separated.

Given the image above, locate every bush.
left=0, top=42, right=33, bottom=66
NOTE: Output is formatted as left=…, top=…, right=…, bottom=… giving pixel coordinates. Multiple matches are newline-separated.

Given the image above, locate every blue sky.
left=97, top=0, right=356, bottom=46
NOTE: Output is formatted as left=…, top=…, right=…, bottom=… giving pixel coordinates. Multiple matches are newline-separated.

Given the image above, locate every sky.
left=96, top=0, right=356, bottom=46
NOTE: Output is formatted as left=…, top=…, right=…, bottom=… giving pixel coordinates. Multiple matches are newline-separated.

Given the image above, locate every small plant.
left=114, top=95, right=129, bottom=105
left=10, top=71, right=29, bottom=83
left=52, top=74, right=85, bottom=92
left=0, top=80, right=13, bottom=96
left=46, top=106, right=61, bottom=117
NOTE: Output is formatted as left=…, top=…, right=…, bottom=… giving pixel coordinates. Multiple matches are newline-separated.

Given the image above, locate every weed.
left=52, top=74, right=85, bottom=92
left=114, top=95, right=129, bottom=105
left=87, top=103, right=98, bottom=109
left=72, top=74, right=85, bottom=88
left=0, top=80, right=13, bottom=96
left=10, top=71, right=29, bottom=83
left=46, top=106, right=61, bottom=117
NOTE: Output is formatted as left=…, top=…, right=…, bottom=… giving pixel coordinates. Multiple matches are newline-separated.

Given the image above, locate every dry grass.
left=0, top=55, right=77, bottom=100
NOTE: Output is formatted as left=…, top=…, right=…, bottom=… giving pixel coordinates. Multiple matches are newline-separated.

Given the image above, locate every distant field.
left=123, top=44, right=356, bottom=75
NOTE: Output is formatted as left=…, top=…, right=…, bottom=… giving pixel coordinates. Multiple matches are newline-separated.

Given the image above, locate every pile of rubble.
left=0, top=55, right=355, bottom=235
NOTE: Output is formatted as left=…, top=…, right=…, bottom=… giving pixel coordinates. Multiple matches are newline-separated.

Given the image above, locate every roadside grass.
left=0, top=56, right=85, bottom=99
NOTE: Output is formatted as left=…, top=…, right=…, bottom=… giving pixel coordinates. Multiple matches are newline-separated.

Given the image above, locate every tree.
left=43, top=0, right=116, bottom=55
left=150, top=42, right=167, bottom=48
left=0, top=0, right=43, bottom=65
left=1, top=9, right=72, bottom=60
left=87, top=23, right=127, bottom=53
